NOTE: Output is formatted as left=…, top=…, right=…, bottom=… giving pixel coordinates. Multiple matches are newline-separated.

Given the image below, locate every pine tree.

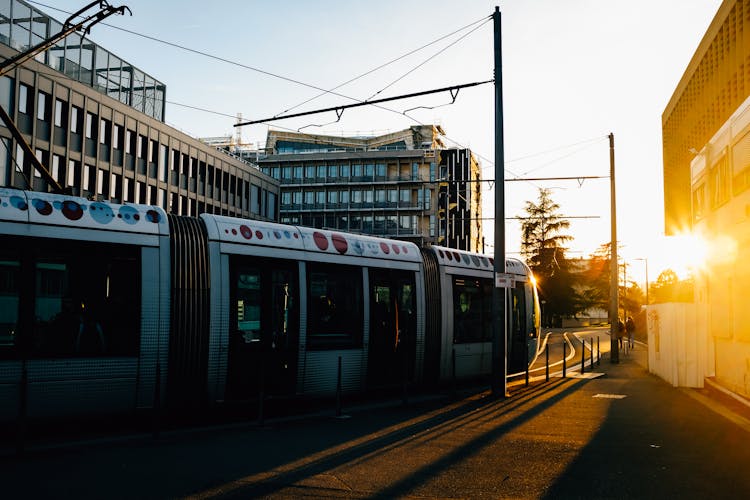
left=520, top=188, right=576, bottom=327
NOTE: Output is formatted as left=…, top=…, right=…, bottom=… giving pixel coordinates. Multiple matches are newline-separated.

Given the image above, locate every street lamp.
left=635, top=257, right=649, bottom=306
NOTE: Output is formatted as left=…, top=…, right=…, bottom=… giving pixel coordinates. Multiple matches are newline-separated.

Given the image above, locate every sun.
left=649, top=232, right=709, bottom=280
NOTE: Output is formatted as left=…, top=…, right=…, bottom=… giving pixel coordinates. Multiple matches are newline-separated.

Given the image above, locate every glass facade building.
left=0, top=0, right=165, bottom=121
left=0, top=0, right=279, bottom=220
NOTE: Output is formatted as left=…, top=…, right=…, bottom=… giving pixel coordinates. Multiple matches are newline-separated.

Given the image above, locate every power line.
left=28, top=2, right=522, bottom=182
left=235, top=80, right=493, bottom=127
left=279, top=16, right=491, bottom=116
left=364, top=17, right=491, bottom=102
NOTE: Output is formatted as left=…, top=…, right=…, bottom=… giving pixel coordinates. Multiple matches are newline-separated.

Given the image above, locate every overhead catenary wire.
left=278, top=15, right=491, bottom=117
left=29, top=2, right=578, bottom=188
left=29, top=2, right=514, bottom=175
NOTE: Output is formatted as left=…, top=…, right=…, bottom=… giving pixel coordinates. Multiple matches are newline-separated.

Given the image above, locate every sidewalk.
left=4, top=344, right=750, bottom=499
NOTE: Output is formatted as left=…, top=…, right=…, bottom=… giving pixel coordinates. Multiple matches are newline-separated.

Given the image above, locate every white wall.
left=647, top=303, right=707, bottom=388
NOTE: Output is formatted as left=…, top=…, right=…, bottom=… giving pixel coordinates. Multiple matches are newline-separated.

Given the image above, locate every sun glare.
left=650, top=233, right=709, bottom=280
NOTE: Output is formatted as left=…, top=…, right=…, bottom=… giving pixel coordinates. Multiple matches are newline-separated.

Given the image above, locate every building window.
left=85, top=112, right=96, bottom=139
left=159, top=144, right=168, bottom=182
left=99, top=119, right=111, bottom=145
left=82, top=164, right=90, bottom=191
left=70, top=106, right=82, bottom=134
left=97, top=168, right=107, bottom=195
left=33, top=149, right=44, bottom=178
left=54, top=99, right=67, bottom=128
left=67, top=159, right=79, bottom=188
left=37, top=91, right=50, bottom=121
left=267, top=192, right=276, bottom=219
left=123, top=177, right=131, bottom=202
left=732, top=131, right=750, bottom=196
left=399, top=188, right=410, bottom=205
left=110, top=173, right=120, bottom=201
left=709, top=153, right=730, bottom=208
left=18, top=83, right=31, bottom=115
left=0, top=76, right=14, bottom=115
left=113, top=124, right=123, bottom=150
left=251, top=184, right=260, bottom=214
left=51, top=154, right=64, bottom=185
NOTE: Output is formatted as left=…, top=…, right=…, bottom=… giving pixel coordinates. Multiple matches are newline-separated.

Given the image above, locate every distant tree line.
left=519, top=188, right=691, bottom=328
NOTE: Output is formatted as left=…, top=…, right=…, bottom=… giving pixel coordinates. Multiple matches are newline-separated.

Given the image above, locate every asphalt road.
left=5, top=330, right=750, bottom=499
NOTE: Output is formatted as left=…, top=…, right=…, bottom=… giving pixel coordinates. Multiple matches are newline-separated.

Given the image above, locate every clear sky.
left=40, top=0, right=724, bottom=285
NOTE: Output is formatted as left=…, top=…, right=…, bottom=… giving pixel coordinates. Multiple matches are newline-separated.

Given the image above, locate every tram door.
left=508, top=281, right=528, bottom=373
left=367, top=269, right=417, bottom=388
left=226, top=259, right=298, bottom=400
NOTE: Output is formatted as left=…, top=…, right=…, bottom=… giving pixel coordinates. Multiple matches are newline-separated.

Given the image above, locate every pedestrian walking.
left=626, top=316, right=636, bottom=349
left=617, top=317, right=625, bottom=349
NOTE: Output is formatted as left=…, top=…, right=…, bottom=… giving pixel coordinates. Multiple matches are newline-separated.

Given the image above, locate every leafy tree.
left=577, top=243, right=611, bottom=313
left=651, top=269, right=694, bottom=303
left=520, top=188, right=577, bottom=327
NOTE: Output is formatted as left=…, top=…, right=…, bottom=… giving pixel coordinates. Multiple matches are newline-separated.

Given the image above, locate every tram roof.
left=429, top=245, right=530, bottom=276
left=0, top=189, right=168, bottom=235
left=202, top=214, right=423, bottom=263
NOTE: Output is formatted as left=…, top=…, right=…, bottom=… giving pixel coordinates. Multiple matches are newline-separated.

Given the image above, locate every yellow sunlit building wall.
left=663, top=0, right=750, bottom=397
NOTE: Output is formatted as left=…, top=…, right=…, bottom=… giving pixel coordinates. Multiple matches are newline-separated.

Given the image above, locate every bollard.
left=581, top=339, right=585, bottom=374
left=402, top=347, right=408, bottom=406
left=258, top=354, right=265, bottom=426
left=525, top=340, right=529, bottom=387
left=545, top=343, right=549, bottom=382
left=335, top=356, right=343, bottom=416
left=451, top=347, right=456, bottom=397
left=16, top=358, right=28, bottom=456
left=590, top=338, right=594, bottom=369
left=597, top=336, right=601, bottom=366
left=563, top=341, right=567, bottom=378
left=152, top=362, right=161, bottom=440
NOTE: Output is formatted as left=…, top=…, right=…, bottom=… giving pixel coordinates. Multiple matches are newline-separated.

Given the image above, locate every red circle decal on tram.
left=332, top=233, right=348, bottom=254
left=313, top=231, right=329, bottom=250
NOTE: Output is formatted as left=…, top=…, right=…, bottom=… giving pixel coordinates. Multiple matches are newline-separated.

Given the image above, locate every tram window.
left=453, top=277, right=492, bottom=343
left=307, top=263, right=362, bottom=349
left=0, top=259, right=20, bottom=351
left=30, top=241, right=140, bottom=358
left=236, top=271, right=262, bottom=343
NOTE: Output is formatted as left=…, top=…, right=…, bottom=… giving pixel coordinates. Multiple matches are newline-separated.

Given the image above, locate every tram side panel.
left=0, top=190, right=169, bottom=422
left=201, top=214, right=424, bottom=400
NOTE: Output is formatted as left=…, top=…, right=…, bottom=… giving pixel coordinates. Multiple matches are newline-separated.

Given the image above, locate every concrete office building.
left=0, top=0, right=278, bottom=220
left=662, top=0, right=750, bottom=396
left=258, top=126, right=484, bottom=251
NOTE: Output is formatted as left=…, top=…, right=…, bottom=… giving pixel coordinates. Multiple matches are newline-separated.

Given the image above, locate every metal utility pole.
left=491, top=6, right=508, bottom=397
left=609, top=133, right=619, bottom=363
